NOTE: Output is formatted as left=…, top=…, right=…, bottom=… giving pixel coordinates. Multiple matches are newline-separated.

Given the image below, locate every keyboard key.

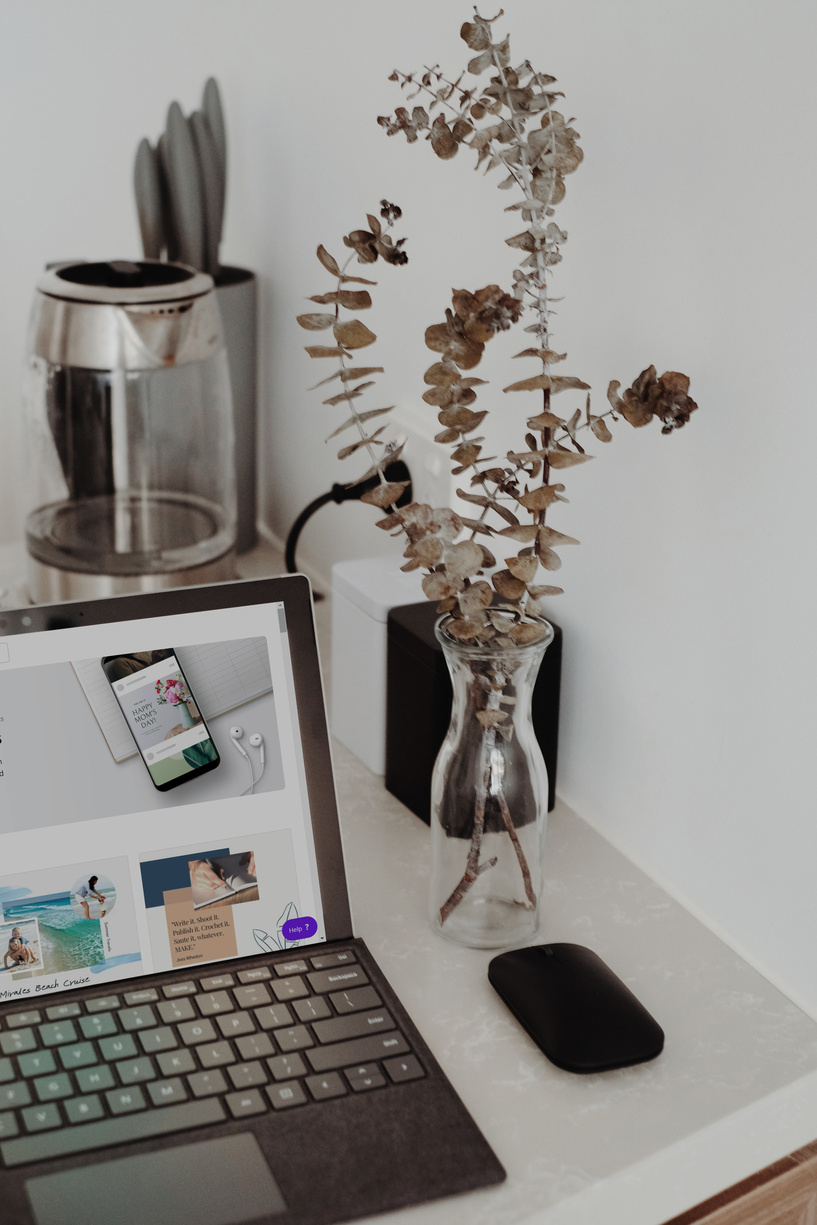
left=197, top=1042, right=234, bottom=1070
left=313, top=1009, right=395, bottom=1045
left=267, top=1080, right=307, bottom=1110
left=329, top=986, right=383, bottom=1015
left=197, top=992, right=233, bottom=1017
left=200, top=974, right=234, bottom=991
left=124, top=989, right=159, bottom=1006
left=236, top=1033, right=275, bottom=1062
left=306, top=1072, right=346, bottom=1101
left=1, top=1082, right=32, bottom=1109
left=0, top=1110, right=19, bottom=1139
left=6, top=1011, right=41, bottom=1028
left=274, top=960, right=308, bottom=976
left=157, top=1049, right=196, bottom=1078
left=46, top=1003, right=81, bottom=1021
left=23, top=1103, right=61, bottom=1133
left=79, top=1012, right=118, bottom=1040
left=345, top=1064, right=386, bottom=1092
left=267, top=1053, right=307, bottom=1082
left=307, top=1032, right=410, bottom=1074
left=0, top=1057, right=14, bottom=1083
left=139, top=1027, right=178, bottom=1054
left=272, top=977, right=308, bottom=1002
left=118, top=1006, right=156, bottom=1031
left=116, top=1057, right=156, bottom=1085
left=384, top=1054, right=425, bottom=1083
left=162, top=981, right=197, bottom=998
left=238, top=967, right=271, bottom=984
left=34, top=1073, right=72, bottom=1102
left=158, top=998, right=196, bottom=1025
left=59, top=1042, right=97, bottom=1070
left=65, top=1095, right=104, bottom=1124
left=39, top=1020, right=78, bottom=1047
left=307, top=966, right=369, bottom=995
left=310, top=951, right=356, bottom=970
left=107, top=1086, right=146, bottom=1115
left=254, top=1004, right=294, bottom=1031
left=227, top=1062, right=267, bottom=1090
left=0, top=1028, right=37, bottom=1056
left=293, top=996, right=331, bottom=1023
left=99, top=1034, right=138, bottom=1062
left=76, top=1065, right=115, bottom=1093
left=234, top=984, right=270, bottom=1009
left=178, top=1019, right=217, bottom=1046
left=188, top=1070, right=228, bottom=1098
left=17, top=1052, right=56, bottom=1078
left=216, top=1012, right=255, bottom=1039
left=1, top=1099, right=225, bottom=1166
left=275, top=1026, right=313, bottom=1053
left=148, top=1078, right=187, bottom=1107
left=85, top=995, right=120, bottom=1013
left=226, top=1088, right=267, bottom=1118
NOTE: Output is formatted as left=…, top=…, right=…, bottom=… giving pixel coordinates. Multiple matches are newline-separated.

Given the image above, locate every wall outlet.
left=391, top=409, right=452, bottom=510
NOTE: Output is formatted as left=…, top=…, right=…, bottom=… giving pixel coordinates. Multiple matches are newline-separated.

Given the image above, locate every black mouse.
left=488, top=942, right=664, bottom=1073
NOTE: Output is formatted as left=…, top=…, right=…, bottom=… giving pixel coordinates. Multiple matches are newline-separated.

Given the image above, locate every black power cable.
left=284, top=459, right=412, bottom=578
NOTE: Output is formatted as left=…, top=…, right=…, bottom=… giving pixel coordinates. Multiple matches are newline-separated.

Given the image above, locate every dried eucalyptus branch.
left=374, top=8, right=698, bottom=649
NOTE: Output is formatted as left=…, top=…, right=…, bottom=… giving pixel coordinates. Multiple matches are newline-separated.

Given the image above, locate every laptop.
left=0, top=575, right=505, bottom=1225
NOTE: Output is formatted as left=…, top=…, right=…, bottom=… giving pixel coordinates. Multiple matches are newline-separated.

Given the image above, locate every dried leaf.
left=304, top=345, right=348, bottom=358
left=504, top=374, right=552, bottom=393
left=314, top=290, right=373, bottom=310
left=359, top=480, right=410, bottom=508
left=467, top=48, right=493, bottom=75
left=547, top=449, right=593, bottom=469
left=479, top=544, right=497, bottom=567
left=297, top=313, right=335, bottom=331
left=516, top=485, right=561, bottom=510
left=590, top=417, right=613, bottom=442
left=460, top=18, right=491, bottom=50
left=424, top=360, right=462, bottom=386
left=410, top=535, right=445, bottom=567
left=513, top=348, right=567, bottom=363
left=340, top=274, right=378, bottom=286
left=445, top=539, right=484, bottom=579
left=456, top=488, right=518, bottom=526
left=527, top=412, right=563, bottom=430
left=316, top=245, right=341, bottom=276
left=498, top=524, right=539, bottom=543
left=506, top=555, right=538, bottom=583
left=492, top=569, right=527, bottom=600
left=476, top=708, right=509, bottom=728
left=322, top=381, right=374, bottom=407
left=337, top=425, right=386, bottom=460
left=538, top=526, right=579, bottom=547
left=509, top=622, right=549, bottom=645
left=334, top=319, right=377, bottom=349
left=422, top=571, right=463, bottom=601
left=325, top=406, right=393, bottom=441
left=458, top=580, right=493, bottom=617
left=528, top=584, right=564, bottom=599
left=550, top=375, right=591, bottom=393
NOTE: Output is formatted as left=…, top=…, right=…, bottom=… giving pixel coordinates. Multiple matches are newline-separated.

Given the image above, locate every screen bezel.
left=0, top=575, right=354, bottom=944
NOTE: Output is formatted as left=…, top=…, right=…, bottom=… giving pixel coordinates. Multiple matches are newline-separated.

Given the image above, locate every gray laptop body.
left=0, top=576, right=504, bottom=1225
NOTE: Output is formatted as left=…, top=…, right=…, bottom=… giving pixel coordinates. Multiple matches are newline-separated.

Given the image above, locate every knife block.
left=386, top=601, right=562, bottom=824
left=215, top=266, right=258, bottom=554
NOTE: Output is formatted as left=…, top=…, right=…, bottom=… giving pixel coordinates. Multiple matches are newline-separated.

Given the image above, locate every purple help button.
left=282, top=916, right=318, bottom=941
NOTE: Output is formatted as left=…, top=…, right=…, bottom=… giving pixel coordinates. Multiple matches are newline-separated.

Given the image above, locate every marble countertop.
left=331, top=742, right=817, bottom=1225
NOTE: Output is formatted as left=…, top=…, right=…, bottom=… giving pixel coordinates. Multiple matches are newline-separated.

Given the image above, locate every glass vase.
left=429, top=616, right=554, bottom=949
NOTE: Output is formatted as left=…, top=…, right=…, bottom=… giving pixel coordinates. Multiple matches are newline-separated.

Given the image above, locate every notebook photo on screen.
left=0, top=575, right=505, bottom=1225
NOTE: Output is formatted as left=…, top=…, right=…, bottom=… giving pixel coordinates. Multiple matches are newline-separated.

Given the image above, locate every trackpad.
left=26, top=1134, right=287, bottom=1225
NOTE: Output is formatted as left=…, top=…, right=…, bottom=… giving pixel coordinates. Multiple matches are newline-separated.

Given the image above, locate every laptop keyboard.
left=0, top=948, right=424, bottom=1168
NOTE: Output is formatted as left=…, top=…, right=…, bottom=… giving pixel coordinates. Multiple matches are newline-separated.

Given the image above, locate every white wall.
left=2, top=2, right=816, bottom=1008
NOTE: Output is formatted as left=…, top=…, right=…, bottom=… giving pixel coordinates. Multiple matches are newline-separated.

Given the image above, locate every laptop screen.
left=0, top=576, right=351, bottom=1007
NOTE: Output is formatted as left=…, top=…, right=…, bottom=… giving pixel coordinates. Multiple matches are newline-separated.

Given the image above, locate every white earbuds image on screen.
left=232, top=726, right=265, bottom=795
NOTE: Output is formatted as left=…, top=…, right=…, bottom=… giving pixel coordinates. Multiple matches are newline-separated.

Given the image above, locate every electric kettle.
left=23, top=259, right=237, bottom=602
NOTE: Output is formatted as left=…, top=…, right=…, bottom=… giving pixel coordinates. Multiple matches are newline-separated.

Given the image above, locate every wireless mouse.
left=488, top=942, right=664, bottom=1073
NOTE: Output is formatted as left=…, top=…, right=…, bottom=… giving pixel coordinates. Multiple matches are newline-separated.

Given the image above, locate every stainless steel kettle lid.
left=31, top=259, right=223, bottom=369
left=37, top=259, right=214, bottom=305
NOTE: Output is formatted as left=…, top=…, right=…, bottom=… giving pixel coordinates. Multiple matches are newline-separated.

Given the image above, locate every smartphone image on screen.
left=101, top=649, right=220, bottom=791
